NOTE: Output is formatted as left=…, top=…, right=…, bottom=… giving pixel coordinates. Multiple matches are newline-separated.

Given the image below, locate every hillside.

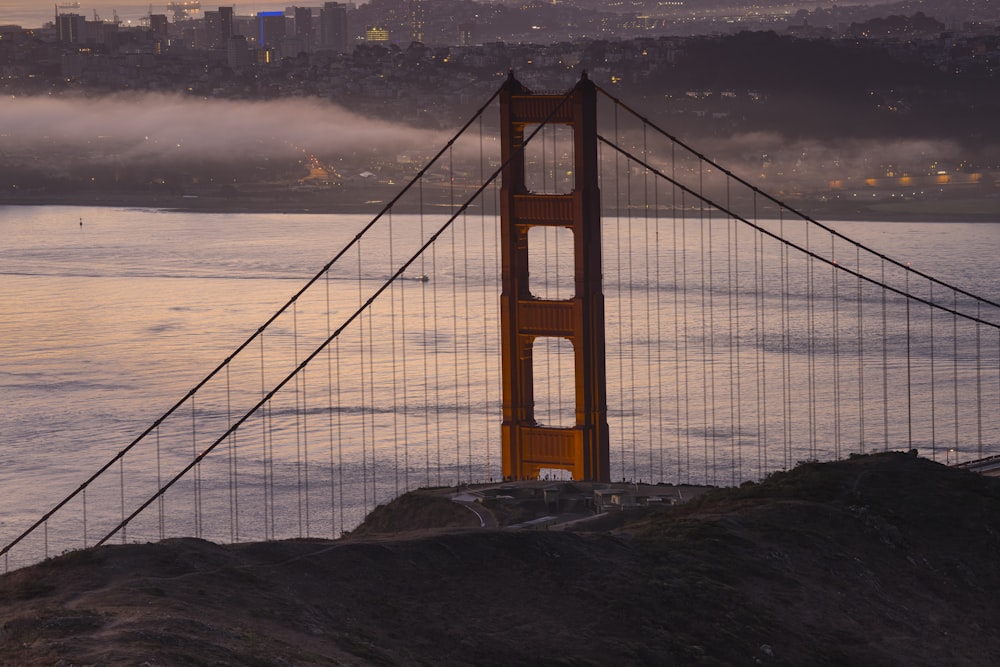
left=1, top=452, right=999, bottom=665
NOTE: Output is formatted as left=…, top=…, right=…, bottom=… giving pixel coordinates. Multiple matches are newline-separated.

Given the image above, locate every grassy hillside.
left=1, top=452, right=998, bottom=665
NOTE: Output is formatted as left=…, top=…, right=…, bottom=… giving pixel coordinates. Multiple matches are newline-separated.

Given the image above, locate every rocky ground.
left=1, top=451, right=999, bottom=665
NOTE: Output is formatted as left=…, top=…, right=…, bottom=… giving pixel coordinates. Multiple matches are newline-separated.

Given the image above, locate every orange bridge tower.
left=499, top=73, right=611, bottom=482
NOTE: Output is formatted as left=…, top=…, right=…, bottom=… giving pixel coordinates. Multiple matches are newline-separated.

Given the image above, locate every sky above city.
left=0, top=2, right=312, bottom=28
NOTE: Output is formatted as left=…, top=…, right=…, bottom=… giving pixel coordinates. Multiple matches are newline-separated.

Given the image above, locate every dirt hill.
left=2, top=452, right=998, bottom=666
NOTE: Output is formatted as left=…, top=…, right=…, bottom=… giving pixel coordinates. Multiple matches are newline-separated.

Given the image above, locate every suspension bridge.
left=4, top=73, right=999, bottom=572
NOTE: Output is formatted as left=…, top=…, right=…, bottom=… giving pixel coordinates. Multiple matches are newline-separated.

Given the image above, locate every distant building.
left=149, top=14, right=169, bottom=37
left=227, top=33, right=250, bottom=69
left=257, top=11, right=286, bottom=50
left=294, top=6, right=312, bottom=49
left=410, top=0, right=425, bottom=43
left=219, top=6, right=233, bottom=43
left=320, top=2, right=348, bottom=53
left=365, top=26, right=389, bottom=43
left=204, top=6, right=233, bottom=50
left=56, top=13, right=86, bottom=43
left=458, top=22, right=473, bottom=46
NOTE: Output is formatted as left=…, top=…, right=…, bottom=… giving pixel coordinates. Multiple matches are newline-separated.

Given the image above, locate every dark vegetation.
left=1, top=452, right=998, bottom=665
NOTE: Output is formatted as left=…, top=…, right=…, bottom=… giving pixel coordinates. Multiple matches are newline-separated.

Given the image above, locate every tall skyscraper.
left=204, top=7, right=233, bottom=50
left=320, top=2, right=348, bottom=53
left=294, top=6, right=312, bottom=42
left=257, top=11, right=286, bottom=50
left=410, top=0, right=425, bottom=44
left=56, top=13, right=86, bottom=43
left=227, top=33, right=250, bottom=69
left=219, top=7, right=234, bottom=45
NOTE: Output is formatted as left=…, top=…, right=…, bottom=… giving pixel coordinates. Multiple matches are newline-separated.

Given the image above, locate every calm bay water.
left=2, top=204, right=999, bottom=567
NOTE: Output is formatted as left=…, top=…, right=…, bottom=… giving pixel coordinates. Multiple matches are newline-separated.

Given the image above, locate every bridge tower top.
left=499, top=72, right=611, bottom=482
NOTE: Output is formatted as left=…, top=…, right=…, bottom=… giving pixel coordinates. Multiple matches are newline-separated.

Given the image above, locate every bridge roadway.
left=955, top=455, right=1000, bottom=478
left=449, top=479, right=716, bottom=532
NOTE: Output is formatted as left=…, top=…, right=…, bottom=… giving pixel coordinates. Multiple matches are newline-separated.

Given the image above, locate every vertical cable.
left=302, top=364, right=310, bottom=537
left=807, top=224, right=817, bottom=459
left=226, top=364, right=235, bottom=542
left=976, top=302, right=983, bottom=458
left=905, top=267, right=912, bottom=449
left=293, top=300, right=304, bottom=536
left=432, top=189, right=442, bottom=486
left=448, top=149, right=462, bottom=484
left=671, top=143, right=682, bottom=483
left=389, top=209, right=400, bottom=497
left=730, top=185, right=743, bottom=484
left=356, top=243, right=368, bottom=515
left=856, top=245, right=864, bottom=455
left=451, top=148, right=462, bottom=481
left=698, top=165, right=710, bottom=483
left=654, top=139, right=665, bottom=482
left=929, top=283, right=936, bottom=460
left=627, top=125, right=637, bottom=481
left=191, top=396, right=201, bottom=538
left=707, top=209, right=717, bottom=485
left=479, top=114, right=492, bottom=481
left=681, top=190, right=691, bottom=483
left=398, top=219, right=411, bottom=494
left=462, top=210, right=474, bottom=481
left=335, top=338, right=344, bottom=533
left=882, top=260, right=889, bottom=451
left=419, top=180, right=431, bottom=487
left=82, top=488, right=88, bottom=548
left=614, top=102, right=626, bottom=480
left=643, top=122, right=655, bottom=481
left=754, top=195, right=765, bottom=478
left=366, top=300, right=377, bottom=506
left=259, top=334, right=270, bottom=541
left=119, top=457, right=125, bottom=544
left=832, top=237, right=841, bottom=459
left=779, top=212, right=789, bottom=469
left=156, top=426, right=164, bottom=540
left=953, top=290, right=959, bottom=460
left=325, top=269, right=338, bottom=537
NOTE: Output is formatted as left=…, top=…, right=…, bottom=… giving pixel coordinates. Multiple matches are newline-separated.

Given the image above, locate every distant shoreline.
left=1, top=191, right=996, bottom=223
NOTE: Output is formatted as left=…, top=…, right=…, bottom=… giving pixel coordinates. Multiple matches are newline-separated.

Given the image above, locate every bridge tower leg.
left=499, top=72, right=611, bottom=482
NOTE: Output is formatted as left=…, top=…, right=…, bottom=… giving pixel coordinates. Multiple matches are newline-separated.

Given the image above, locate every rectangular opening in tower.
left=531, top=336, right=576, bottom=427
left=523, top=124, right=574, bottom=195
left=527, top=225, right=574, bottom=300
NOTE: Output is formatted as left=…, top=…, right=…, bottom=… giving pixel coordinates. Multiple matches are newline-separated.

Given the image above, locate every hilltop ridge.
left=1, top=452, right=999, bottom=665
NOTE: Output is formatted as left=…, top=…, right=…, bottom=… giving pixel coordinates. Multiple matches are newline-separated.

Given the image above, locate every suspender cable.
left=882, top=261, right=889, bottom=451
left=832, top=236, right=841, bottom=460
left=389, top=209, right=400, bottom=497
left=780, top=212, right=790, bottom=469
left=906, top=269, right=913, bottom=449
left=977, top=303, right=983, bottom=459
left=325, top=270, right=338, bottom=537
left=293, top=300, right=304, bottom=536
left=857, top=245, right=864, bottom=455
left=671, top=143, right=682, bottom=483
left=699, top=166, right=710, bottom=482
left=643, top=123, right=655, bottom=481
left=929, top=283, right=936, bottom=461
left=730, top=180, right=743, bottom=484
